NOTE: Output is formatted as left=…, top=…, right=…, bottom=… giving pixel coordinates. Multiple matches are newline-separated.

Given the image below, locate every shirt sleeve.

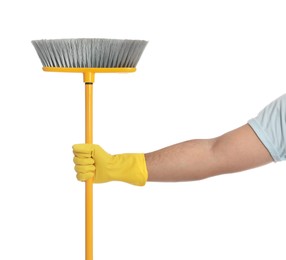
left=248, top=94, right=286, bottom=162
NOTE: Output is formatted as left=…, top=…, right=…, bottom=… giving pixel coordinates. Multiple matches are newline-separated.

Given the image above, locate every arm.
left=146, top=124, right=273, bottom=182
left=73, top=124, right=273, bottom=185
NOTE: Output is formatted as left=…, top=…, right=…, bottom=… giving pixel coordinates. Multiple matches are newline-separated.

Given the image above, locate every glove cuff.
left=113, top=153, right=148, bottom=186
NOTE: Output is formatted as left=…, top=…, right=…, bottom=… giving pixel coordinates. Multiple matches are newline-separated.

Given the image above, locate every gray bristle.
left=31, top=38, right=148, bottom=68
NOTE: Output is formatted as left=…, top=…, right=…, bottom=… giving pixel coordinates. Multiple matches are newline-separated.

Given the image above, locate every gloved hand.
left=72, top=144, right=148, bottom=186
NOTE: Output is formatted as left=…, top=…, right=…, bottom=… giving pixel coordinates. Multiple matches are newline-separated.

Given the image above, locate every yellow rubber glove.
left=72, top=144, right=148, bottom=186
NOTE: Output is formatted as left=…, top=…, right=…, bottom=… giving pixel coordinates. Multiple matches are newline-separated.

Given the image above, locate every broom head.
left=31, top=38, right=148, bottom=69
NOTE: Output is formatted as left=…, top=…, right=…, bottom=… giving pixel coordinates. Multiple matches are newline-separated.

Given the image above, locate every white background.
left=1, top=0, right=286, bottom=259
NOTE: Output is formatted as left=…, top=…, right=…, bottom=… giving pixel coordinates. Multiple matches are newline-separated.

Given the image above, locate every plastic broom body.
left=32, top=38, right=147, bottom=260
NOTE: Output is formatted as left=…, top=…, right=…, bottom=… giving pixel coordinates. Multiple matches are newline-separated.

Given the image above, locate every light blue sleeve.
left=248, top=94, right=286, bottom=162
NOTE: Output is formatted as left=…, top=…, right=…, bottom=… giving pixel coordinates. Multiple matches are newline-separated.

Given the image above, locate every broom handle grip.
left=85, top=83, right=93, bottom=260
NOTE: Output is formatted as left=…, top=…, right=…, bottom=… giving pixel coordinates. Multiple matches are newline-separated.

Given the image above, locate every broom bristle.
left=32, top=38, right=148, bottom=68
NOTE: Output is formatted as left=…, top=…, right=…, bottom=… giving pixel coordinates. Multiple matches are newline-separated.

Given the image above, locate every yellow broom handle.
left=85, top=82, right=93, bottom=260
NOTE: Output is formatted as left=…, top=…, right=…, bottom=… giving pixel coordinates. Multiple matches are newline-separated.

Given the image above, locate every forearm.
left=145, top=139, right=219, bottom=181
left=145, top=124, right=273, bottom=182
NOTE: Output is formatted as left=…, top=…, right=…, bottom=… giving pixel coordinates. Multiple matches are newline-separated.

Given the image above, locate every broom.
left=31, top=38, right=148, bottom=260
